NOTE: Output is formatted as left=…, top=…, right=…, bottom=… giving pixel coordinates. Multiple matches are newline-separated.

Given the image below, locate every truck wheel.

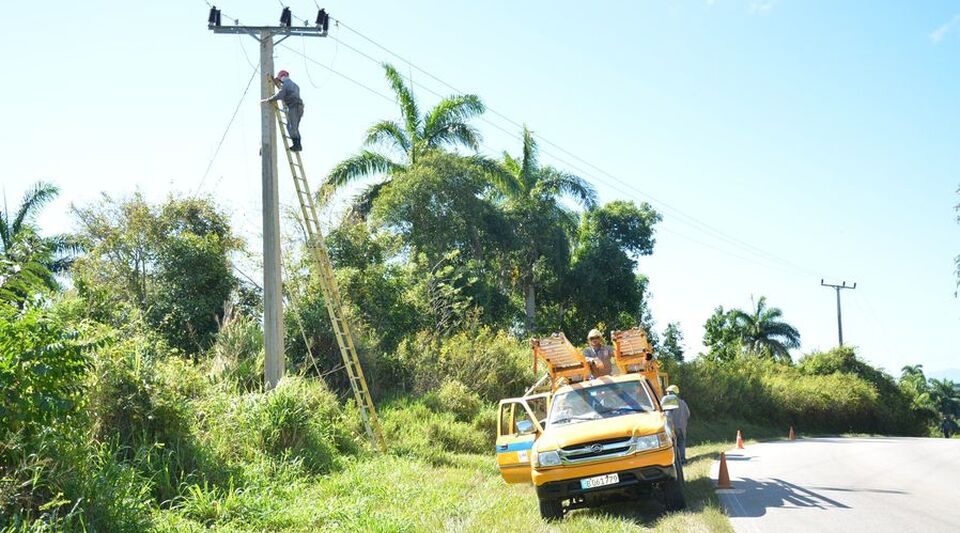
left=538, top=498, right=564, bottom=520
left=662, top=458, right=687, bottom=511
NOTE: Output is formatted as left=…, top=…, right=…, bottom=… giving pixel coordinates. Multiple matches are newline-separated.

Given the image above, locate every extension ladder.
left=271, top=96, right=387, bottom=452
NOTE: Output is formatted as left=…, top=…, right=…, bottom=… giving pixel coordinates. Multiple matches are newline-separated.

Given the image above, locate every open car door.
left=495, top=393, right=550, bottom=484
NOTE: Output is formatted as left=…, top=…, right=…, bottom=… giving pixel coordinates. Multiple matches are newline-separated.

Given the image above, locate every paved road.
left=712, top=437, right=960, bottom=533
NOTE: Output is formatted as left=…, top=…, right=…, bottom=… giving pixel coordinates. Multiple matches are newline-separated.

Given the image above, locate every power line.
left=279, top=37, right=820, bottom=278
left=197, top=63, right=260, bottom=195
left=314, top=22, right=827, bottom=280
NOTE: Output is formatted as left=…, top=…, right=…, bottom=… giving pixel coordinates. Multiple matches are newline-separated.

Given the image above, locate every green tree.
left=490, top=127, right=596, bottom=333
left=72, top=194, right=243, bottom=353
left=325, top=63, right=486, bottom=216
left=899, top=364, right=934, bottom=412
left=551, top=201, right=661, bottom=340
left=701, top=306, right=746, bottom=361
left=729, top=296, right=800, bottom=361
left=661, top=322, right=685, bottom=362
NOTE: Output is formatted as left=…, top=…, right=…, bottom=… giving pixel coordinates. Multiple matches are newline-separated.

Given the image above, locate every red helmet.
left=276, top=70, right=289, bottom=79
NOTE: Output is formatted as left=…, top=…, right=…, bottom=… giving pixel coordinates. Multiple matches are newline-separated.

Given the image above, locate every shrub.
left=673, top=348, right=926, bottom=435
left=379, top=400, right=491, bottom=463
left=395, top=327, right=535, bottom=401
left=424, top=380, right=483, bottom=421
left=0, top=305, right=98, bottom=436
left=208, top=313, right=264, bottom=393
left=471, top=407, right=498, bottom=447
left=196, top=377, right=359, bottom=476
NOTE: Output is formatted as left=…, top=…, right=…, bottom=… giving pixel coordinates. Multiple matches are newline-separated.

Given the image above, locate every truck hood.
left=538, top=411, right=666, bottom=450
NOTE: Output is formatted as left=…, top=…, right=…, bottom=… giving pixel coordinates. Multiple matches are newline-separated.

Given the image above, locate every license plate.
left=580, top=473, right=619, bottom=490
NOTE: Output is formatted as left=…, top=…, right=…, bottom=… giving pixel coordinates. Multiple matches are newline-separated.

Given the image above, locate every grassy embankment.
left=151, top=404, right=780, bottom=533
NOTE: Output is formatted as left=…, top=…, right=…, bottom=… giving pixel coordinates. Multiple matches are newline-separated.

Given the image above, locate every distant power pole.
left=820, top=279, right=856, bottom=346
left=208, top=6, right=330, bottom=389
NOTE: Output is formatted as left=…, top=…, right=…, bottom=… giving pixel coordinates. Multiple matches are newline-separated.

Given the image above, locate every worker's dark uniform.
left=268, top=77, right=304, bottom=149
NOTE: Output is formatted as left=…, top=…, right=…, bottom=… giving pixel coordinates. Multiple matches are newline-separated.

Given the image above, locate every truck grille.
left=559, top=437, right=634, bottom=465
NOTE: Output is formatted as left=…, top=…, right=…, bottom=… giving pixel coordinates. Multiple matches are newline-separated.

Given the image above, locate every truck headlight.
left=632, top=434, right=662, bottom=452
left=633, top=432, right=671, bottom=452
left=537, top=450, right=561, bottom=467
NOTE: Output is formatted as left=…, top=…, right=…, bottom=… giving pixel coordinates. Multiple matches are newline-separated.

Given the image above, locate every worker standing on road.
left=583, top=329, right=614, bottom=377
left=261, top=70, right=304, bottom=152
left=941, top=417, right=956, bottom=439
left=665, top=384, right=691, bottom=465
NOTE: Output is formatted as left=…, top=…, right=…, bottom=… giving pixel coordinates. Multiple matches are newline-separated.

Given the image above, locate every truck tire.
left=662, top=457, right=687, bottom=511
left=538, top=498, right=564, bottom=520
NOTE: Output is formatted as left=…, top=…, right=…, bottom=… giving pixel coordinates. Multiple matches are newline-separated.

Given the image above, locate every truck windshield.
left=548, top=381, right=655, bottom=426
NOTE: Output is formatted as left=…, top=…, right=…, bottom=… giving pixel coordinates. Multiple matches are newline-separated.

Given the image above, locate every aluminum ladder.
left=271, top=98, right=387, bottom=452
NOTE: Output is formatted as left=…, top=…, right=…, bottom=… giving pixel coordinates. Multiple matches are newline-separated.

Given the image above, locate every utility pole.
left=208, top=7, right=330, bottom=389
left=820, top=279, right=856, bottom=346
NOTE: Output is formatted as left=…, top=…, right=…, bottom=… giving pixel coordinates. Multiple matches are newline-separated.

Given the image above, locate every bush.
left=395, top=327, right=535, bottom=401
left=0, top=305, right=98, bottom=436
left=424, top=380, right=483, bottom=421
left=209, top=313, right=264, bottom=393
left=380, top=400, right=491, bottom=463
left=673, top=347, right=926, bottom=435
left=196, top=376, right=359, bottom=476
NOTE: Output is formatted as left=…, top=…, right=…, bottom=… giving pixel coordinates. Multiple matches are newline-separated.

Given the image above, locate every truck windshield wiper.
left=601, top=406, right=646, bottom=415
left=551, top=414, right=599, bottom=425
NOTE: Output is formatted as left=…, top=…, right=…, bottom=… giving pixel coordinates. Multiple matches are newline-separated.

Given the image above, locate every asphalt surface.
left=712, top=436, right=960, bottom=533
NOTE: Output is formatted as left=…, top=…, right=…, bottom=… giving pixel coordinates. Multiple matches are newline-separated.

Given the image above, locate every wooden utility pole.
left=820, top=279, right=856, bottom=346
left=208, top=7, right=329, bottom=389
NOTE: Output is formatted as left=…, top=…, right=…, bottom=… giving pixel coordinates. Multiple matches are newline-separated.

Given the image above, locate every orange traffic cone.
left=736, top=430, right=745, bottom=449
left=716, top=452, right=732, bottom=489
left=789, top=426, right=795, bottom=441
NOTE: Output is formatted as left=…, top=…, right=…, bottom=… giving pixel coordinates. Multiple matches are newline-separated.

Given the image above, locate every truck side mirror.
left=660, top=393, right=680, bottom=411
left=517, top=419, right=537, bottom=435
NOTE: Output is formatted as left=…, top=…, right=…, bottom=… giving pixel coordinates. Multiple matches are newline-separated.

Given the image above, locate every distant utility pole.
left=820, top=279, right=856, bottom=346
left=208, top=6, right=330, bottom=390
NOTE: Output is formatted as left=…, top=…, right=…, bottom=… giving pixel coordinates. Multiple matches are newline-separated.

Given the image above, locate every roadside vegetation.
left=3, top=64, right=958, bottom=531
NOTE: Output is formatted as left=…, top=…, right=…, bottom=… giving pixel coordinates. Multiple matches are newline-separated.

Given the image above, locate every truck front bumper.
left=535, top=463, right=677, bottom=501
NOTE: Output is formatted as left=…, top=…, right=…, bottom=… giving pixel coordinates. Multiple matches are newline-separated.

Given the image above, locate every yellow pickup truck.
left=496, top=329, right=685, bottom=520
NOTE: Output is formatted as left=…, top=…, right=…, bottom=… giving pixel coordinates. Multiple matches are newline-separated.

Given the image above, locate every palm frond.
left=382, top=63, right=421, bottom=145
left=426, top=122, right=482, bottom=152
left=13, top=182, right=59, bottom=236
left=762, top=322, right=801, bottom=348
left=364, top=120, right=411, bottom=156
left=502, top=152, right=522, bottom=180
left=536, top=167, right=598, bottom=209
left=520, top=126, right=539, bottom=188
left=325, top=151, right=404, bottom=190
left=349, top=180, right=391, bottom=220
left=423, top=95, right=485, bottom=144
left=465, top=155, right=522, bottom=198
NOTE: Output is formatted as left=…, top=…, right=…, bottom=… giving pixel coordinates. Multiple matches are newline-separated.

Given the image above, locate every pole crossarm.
left=209, top=25, right=328, bottom=37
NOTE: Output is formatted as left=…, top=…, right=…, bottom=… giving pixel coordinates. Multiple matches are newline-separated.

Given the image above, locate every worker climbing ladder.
left=271, top=93, right=387, bottom=452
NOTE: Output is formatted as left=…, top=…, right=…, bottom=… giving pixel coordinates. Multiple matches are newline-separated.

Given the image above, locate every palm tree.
left=900, top=365, right=934, bottom=412
left=729, top=296, right=801, bottom=361
left=0, top=182, right=75, bottom=299
left=325, top=63, right=486, bottom=216
left=929, top=378, right=960, bottom=418
left=488, top=126, right=597, bottom=333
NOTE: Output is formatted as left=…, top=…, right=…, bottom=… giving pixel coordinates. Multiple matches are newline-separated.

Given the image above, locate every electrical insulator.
left=208, top=6, right=221, bottom=27
left=316, top=9, right=330, bottom=32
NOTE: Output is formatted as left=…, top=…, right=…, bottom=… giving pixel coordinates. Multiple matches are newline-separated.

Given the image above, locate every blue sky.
left=2, top=1, right=958, bottom=377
